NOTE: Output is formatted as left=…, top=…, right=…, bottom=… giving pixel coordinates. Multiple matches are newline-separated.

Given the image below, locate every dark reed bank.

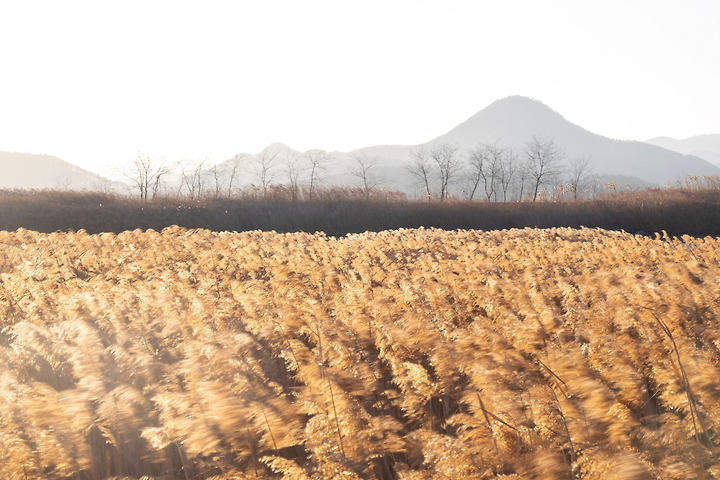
left=1, top=185, right=719, bottom=236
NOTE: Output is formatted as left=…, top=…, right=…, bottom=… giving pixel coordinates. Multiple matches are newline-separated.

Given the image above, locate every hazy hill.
left=423, top=96, right=719, bottom=184
left=0, top=151, right=105, bottom=190
left=217, top=96, right=719, bottom=196
left=646, top=134, right=720, bottom=167
left=346, top=96, right=719, bottom=190
left=211, top=142, right=416, bottom=194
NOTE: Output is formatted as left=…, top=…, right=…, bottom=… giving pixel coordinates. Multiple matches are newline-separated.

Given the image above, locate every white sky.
left=1, top=0, right=719, bottom=176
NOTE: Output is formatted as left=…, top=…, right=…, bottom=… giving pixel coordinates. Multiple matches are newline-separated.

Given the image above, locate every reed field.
left=1, top=226, right=720, bottom=479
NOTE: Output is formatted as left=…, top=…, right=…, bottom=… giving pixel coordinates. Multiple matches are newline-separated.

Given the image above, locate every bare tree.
left=91, top=174, right=116, bottom=195
left=464, top=147, right=484, bottom=201
left=55, top=175, right=72, bottom=191
left=523, top=135, right=565, bottom=202
left=179, top=158, right=207, bottom=200
left=224, top=153, right=246, bottom=197
left=206, top=162, right=224, bottom=199
left=465, top=143, right=504, bottom=201
left=205, top=157, right=243, bottom=200
left=125, top=152, right=171, bottom=201
left=350, top=152, right=384, bottom=199
left=428, top=143, right=461, bottom=201
left=254, top=146, right=281, bottom=198
left=587, top=173, right=604, bottom=200
left=497, top=146, right=518, bottom=202
left=284, top=151, right=305, bottom=201
left=567, top=155, right=593, bottom=201
left=406, top=146, right=434, bottom=201
left=303, top=149, right=332, bottom=200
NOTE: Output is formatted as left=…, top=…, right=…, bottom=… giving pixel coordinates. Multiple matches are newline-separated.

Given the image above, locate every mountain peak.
left=478, top=96, right=563, bottom=118
left=487, top=95, right=554, bottom=109
left=257, top=142, right=298, bottom=156
left=429, top=95, right=576, bottom=148
left=423, top=95, right=720, bottom=184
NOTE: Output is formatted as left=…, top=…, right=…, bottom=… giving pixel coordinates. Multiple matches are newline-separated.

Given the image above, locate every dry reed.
left=0, top=226, right=719, bottom=478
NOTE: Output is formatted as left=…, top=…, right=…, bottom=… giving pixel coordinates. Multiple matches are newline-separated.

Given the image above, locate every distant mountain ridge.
left=3, top=96, right=718, bottom=194
left=0, top=151, right=105, bottom=190
left=353, top=96, right=719, bottom=186
left=646, top=134, right=720, bottom=168
left=211, top=97, right=719, bottom=197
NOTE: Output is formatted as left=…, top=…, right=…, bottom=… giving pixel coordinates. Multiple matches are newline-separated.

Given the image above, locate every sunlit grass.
left=1, top=226, right=719, bottom=478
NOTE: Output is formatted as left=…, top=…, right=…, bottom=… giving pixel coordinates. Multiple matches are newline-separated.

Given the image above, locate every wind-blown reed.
left=1, top=226, right=719, bottom=479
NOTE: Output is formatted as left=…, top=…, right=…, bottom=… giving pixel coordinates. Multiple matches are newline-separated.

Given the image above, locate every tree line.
left=123, top=136, right=598, bottom=203
left=124, top=147, right=344, bottom=202
left=407, top=135, right=595, bottom=202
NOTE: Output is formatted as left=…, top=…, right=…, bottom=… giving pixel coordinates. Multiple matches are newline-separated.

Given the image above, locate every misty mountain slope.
left=428, top=96, right=719, bottom=185
left=646, top=134, right=720, bottom=167
left=428, top=95, right=587, bottom=146
left=352, top=144, right=415, bottom=164
left=213, top=96, right=719, bottom=196
left=211, top=142, right=417, bottom=194
left=0, top=151, right=105, bottom=190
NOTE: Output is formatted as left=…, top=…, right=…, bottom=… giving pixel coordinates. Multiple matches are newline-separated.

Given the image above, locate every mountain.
left=346, top=96, right=720, bottom=190
left=0, top=151, right=106, bottom=190
left=217, top=96, right=720, bottom=196
left=646, top=134, right=720, bottom=167
left=214, top=142, right=401, bottom=192
left=425, top=96, right=719, bottom=184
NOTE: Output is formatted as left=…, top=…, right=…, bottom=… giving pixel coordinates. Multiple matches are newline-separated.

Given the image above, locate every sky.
left=1, top=0, right=719, bottom=177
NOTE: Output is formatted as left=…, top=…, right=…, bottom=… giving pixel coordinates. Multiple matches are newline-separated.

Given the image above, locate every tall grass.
left=1, top=226, right=720, bottom=478
left=1, top=182, right=720, bottom=235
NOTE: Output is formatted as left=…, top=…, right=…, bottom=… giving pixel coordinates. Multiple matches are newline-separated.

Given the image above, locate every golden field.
left=0, top=226, right=719, bottom=479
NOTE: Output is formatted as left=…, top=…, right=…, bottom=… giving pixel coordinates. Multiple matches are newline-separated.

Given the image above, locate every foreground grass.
left=1, top=226, right=719, bottom=479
